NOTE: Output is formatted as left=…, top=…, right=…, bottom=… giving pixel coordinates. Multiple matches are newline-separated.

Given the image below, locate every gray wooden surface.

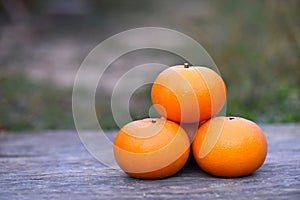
left=0, top=124, right=300, bottom=200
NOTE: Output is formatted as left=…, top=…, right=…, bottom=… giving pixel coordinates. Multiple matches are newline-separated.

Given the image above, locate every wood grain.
left=0, top=124, right=300, bottom=199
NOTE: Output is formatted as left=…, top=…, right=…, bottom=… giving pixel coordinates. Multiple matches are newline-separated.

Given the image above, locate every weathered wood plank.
left=0, top=124, right=300, bottom=199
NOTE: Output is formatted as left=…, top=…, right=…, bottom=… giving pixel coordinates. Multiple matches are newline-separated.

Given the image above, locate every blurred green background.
left=0, top=0, right=299, bottom=131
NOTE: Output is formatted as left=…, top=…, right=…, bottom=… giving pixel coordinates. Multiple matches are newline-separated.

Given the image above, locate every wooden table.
left=1, top=124, right=300, bottom=199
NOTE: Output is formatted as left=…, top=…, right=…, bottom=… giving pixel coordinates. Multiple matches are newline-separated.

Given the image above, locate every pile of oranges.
left=114, top=63, right=268, bottom=179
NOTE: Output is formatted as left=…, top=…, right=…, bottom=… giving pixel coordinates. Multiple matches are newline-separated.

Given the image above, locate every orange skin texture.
left=114, top=118, right=190, bottom=179
left=151, top=65, right=227, bottom=123
left=192, top=117, right=268, bottom=177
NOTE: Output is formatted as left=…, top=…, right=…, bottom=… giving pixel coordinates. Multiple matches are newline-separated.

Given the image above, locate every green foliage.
left=208, top=0, right=300, bottom=123
left=0, top=73, right=74, bottom=131
left=1, top=1, right=299, bottom=131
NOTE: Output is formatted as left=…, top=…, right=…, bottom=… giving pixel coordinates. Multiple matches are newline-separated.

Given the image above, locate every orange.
left=151, top=63, right=226, bottom=123
left=192, top=116, right=268, bottom=177
left=114, top=118, right=190, bottom=179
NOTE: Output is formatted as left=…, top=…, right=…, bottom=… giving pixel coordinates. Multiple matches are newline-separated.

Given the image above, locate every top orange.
left=151, top=63, right=227, bottom=123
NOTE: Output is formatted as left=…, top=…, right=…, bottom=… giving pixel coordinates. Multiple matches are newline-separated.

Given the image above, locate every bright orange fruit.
left=151, top=63, right=226, bottom=123
left=114, top=118, right=190, bottom=179
left=192, top=116, right=268, bottom=177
